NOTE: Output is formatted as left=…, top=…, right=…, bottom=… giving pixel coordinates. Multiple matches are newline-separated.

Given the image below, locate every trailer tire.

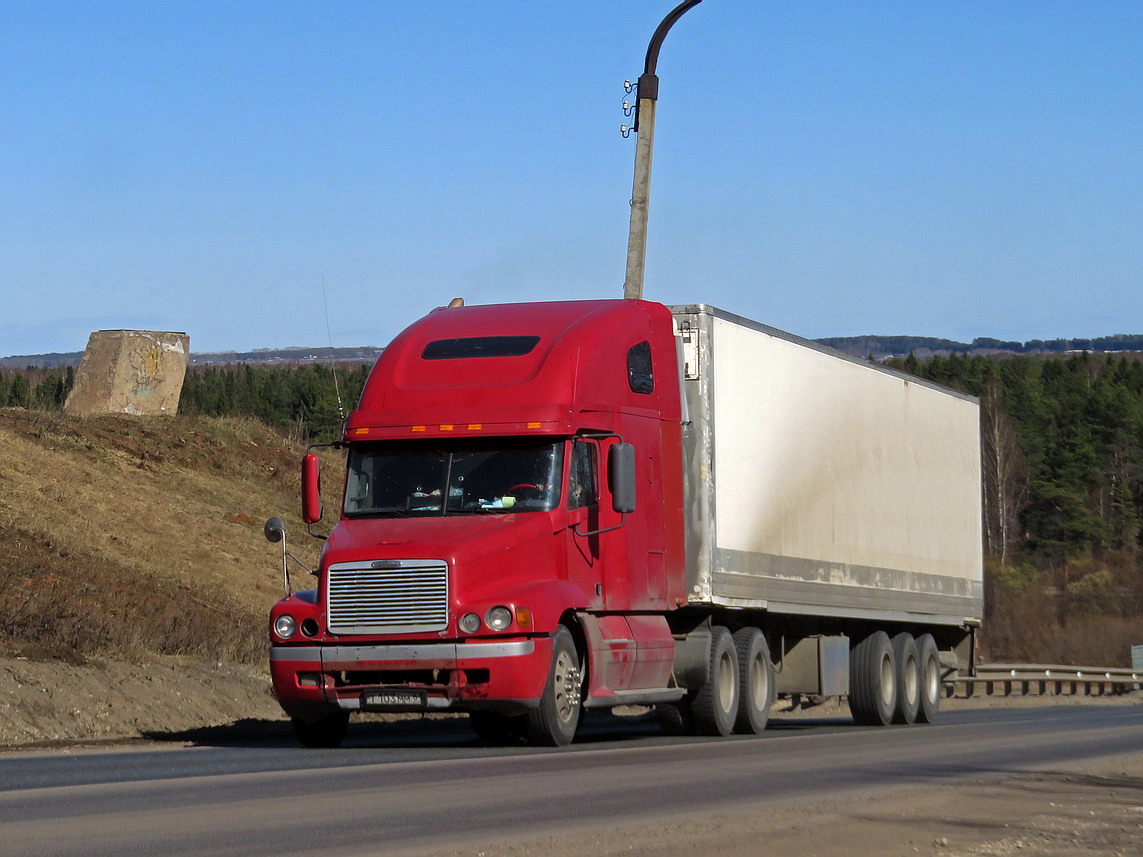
left=469, top=711, right=525, bottom=743
left=524, top=626, right=583, bottom=747
left=291, top=711, right=349, bottom=748
left=916, top=633, right=941, bottom=723
left=732, top=627, right=774, bottom=734
left=848, top=631, right=896, bottom=726
left=891, top=633, right=920, bottom=725
left=691, top=625, right=739, bottom=736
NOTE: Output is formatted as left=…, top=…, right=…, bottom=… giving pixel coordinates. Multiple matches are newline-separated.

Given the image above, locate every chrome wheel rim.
left=553, top=651, right=581, bottom=724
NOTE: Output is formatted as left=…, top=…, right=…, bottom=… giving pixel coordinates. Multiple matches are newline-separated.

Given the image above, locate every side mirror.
left=264, top=516, right=286, bottom=543
left=301, top=454, right=323, bottom=524
left=608, top=443, right=636, bottom=514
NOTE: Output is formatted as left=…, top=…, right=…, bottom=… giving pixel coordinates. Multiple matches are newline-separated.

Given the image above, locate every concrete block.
left=64, top=330, right=190, bottom=416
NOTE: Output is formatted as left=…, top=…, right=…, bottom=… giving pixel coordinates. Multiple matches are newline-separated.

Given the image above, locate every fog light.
left=459, top=612, right=481, bottom=634
left=274, top=614, right=296, bottom=639
left=485, top=606, right=512, bottom=632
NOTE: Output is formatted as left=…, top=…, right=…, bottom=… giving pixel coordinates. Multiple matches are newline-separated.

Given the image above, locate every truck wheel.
left=732, top=627, right=774, bottom=734
left=848, top=631, right=896, bottom=726
left=691, top=625, right=739, bottom=736
left=656, top=701, right=695, bottom=736
left=291, top=711, right=349, bottom=748
left=891, top=632, right=920, bottom=725
left=524, top=626, right=583, bottom=747
left=469, top=711, right=525, bottom=743
left=915, top=633, right=941, bottom=723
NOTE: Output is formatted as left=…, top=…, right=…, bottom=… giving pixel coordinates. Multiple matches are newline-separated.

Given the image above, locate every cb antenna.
left=321, top=276, right=345, bottom=422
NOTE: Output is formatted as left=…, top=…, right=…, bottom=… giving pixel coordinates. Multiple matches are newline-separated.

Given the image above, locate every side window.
left=568, top=440, right=598, bottom=509
left=627, top=341, right=653, bottom=394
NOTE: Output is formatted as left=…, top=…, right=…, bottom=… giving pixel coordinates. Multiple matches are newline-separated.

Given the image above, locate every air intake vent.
left=326, top=560, right=449, bottom=635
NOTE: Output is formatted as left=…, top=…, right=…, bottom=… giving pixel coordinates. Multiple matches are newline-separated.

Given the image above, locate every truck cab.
left=269, top=299, right=687, bottom=746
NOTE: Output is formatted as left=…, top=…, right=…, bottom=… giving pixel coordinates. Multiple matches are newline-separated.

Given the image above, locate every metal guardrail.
left=944, top=663, right=1142, bottom=698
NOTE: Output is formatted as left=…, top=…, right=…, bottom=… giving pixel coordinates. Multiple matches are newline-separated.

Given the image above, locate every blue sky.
left=2, top=1, right=1141, bottom=356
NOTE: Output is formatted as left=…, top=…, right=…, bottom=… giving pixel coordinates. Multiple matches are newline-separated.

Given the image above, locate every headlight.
left=274, top=614, right=297, bottom=639
left=485, top=606, right=512, bottom=632
left=459, top=612, right=481, bottom=634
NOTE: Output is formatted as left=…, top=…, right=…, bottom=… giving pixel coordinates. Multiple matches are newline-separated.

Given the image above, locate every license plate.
left=362, top=688, right=426, bottom=710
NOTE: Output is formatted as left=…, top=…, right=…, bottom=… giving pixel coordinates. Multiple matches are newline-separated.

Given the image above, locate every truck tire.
left=469, top=711, right=525, bottom=743
left=915, top=633, right=941, bottom=723
left=524, top=626, right=583, bottom=747
left=291, top=710, right=349, bottom=748
left=691, top=625, right=739, bottom=736
left=732, top=627, right=774, bottom=734
left=656, top=701, right=695, bottom=735
left=891, top=632, right=920, bottom=725
left=848, top=631, right=896, bottom=726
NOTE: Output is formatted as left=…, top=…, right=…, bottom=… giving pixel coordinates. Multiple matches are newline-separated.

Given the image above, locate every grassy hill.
left=0, top=410, right=343, bottom=744
left=0, top=409, right=330, bottom=664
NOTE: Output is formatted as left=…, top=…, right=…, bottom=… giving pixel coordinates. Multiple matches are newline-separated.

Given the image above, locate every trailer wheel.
left=692, top=625, right=739, bottom=736
left=524, top=626, right=583, bottom=747
left=848, top=631, right=896, bottom=726
left=469, top=711, right=525, bottom=743
left=732, top=627, right=774, bottom=734
left=291, top=711, right=349, bottom=748
left=891, top=633, right=920, bottom=725
left=915, top=633, right=941, bottom=723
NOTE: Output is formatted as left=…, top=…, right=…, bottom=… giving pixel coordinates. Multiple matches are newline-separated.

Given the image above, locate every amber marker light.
left=411, top=426, right=427, bottom=432
left=467, top=424, right=482, bottom=431
left=439, top=424, right=454, bottom=431
left=515, top=606, right=533, bottom=630
left=526, top=422, right=542, bottom=429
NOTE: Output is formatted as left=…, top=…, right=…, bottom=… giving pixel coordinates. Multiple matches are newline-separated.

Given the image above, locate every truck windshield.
left=344, top=438, right=563, bottom=517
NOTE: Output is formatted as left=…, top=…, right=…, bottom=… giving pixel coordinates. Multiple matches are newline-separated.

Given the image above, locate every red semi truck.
left=267, top=298, right=982, bottom=747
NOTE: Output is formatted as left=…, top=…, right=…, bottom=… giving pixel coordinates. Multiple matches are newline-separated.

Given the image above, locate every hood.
left=324, top=512, right=557, bottom=576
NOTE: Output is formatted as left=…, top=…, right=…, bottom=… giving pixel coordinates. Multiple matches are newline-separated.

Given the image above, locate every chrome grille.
left=326, top=560, right=449, bottom=635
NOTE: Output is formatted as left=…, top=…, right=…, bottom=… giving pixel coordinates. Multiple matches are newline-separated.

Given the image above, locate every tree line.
left=0, top=363, right=370, bottom=441
left=178, top=363, right=372, bottom=439
left=0, top=366, right=74, bottom=409
left=820, top=333, right=1143, bottom=356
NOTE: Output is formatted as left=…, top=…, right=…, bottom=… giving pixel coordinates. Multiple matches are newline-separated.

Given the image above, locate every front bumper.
left=270, top=637, right=553, bottom=717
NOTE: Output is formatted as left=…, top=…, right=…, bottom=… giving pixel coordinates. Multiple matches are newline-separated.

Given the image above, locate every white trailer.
left=666, top=304, right=982, bottom=728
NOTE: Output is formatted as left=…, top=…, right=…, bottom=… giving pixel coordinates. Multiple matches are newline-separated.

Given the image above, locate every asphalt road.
left=2, top=705, right=1142, bottom=857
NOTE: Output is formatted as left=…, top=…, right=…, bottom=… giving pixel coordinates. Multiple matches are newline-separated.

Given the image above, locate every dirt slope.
left=0, top=408, right=335, bottom=743
left=0, top=409, right=326, bottom=659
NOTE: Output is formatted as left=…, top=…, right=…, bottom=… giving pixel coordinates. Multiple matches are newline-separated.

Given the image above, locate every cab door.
left=564, top=437, right=606, bottom=610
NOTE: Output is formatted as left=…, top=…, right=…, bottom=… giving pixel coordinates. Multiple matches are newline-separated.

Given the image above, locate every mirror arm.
left=572, top=512, right=627, bottom=537
left=306, top=440, right=346, bottom=453
left=266, top=516, right=317, bottom=596
left=577, top=430, right=624, bottom=442
left=279, top=541, right=317, bottom=596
